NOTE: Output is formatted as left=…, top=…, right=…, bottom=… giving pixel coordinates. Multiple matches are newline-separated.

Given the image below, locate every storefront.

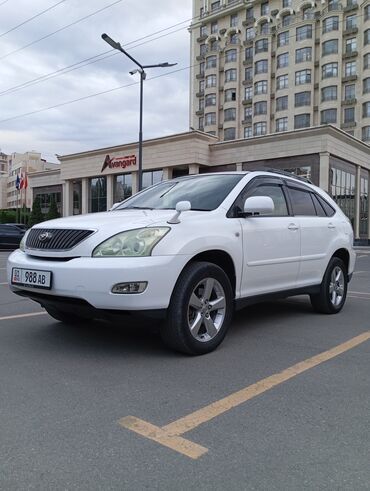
left=29, top=126, right=370, bottom=243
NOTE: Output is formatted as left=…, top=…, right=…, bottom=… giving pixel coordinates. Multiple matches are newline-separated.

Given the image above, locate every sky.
left=0, top=0, right=192, bottom=162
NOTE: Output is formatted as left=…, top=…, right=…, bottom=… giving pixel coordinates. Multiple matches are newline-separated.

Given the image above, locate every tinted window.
left=247, top=184, right=288, bottom=216
left=288, top=187, right=316, bottom=215
left=316, top=194, right=335, bottom=217
left=311, top=193, right=326, bottom=216
left=117, top=174, right=243, bottom=211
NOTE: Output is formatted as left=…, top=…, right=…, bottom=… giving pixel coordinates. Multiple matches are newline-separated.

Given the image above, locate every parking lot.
left=1, top=249, right=370, bottom=490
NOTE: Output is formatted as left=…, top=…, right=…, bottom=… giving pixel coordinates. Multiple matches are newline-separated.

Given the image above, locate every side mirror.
left=168, top=201, right=191, bottom=224
left=243, top=196, right=274, bottom=216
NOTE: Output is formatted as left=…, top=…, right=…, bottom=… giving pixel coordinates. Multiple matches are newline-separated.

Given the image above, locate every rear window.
left=288, top=187, right=316, bottom=216
left=316, top=194, right=335, bottom=217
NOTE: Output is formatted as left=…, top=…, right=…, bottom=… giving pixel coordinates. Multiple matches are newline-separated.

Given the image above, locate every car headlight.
left=19, top=229, right=30, bottom=252
left=92, top=227, right=170, bottom=257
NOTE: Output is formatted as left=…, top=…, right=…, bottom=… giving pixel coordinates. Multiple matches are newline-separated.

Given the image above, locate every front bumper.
left=7, top=249, right=191, bottom=311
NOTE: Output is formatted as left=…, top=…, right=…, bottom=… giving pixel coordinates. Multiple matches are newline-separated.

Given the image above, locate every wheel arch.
left=332, top=248, right=350, bottom=271
left=183, top=249, right=237, bottom=297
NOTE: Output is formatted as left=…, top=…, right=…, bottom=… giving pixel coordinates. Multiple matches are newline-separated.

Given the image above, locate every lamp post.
left=101, top=33, right=177, bottom=191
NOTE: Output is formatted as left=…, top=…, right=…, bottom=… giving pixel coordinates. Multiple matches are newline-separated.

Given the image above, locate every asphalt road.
left=1, top=249, right=370, bottom=490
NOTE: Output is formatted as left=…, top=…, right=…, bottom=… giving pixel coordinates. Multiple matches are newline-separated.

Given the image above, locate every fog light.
left=111, top=282, right=147, bottom=294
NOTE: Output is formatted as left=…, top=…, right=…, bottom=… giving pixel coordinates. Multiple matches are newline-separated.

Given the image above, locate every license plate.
left=11, top=268, right=52, bottom=289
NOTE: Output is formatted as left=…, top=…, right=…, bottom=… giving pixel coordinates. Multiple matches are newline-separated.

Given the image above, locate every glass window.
left=224, top=108, right=236, bottom=121
left=246, top=27, right=255, bottom=40
left=344, top=84, right=355, bottom=100
left=322, top=62, right=338, bottom=78
left=90, top=177, right=107, bottom=213
left=245, top=47, right=253, bottom=60
left=322, top=39, right=338, bottom=56
left=229, top=33, right=238, bottom=45
left=225, top=49, right=237, bottom=63
left=359, top=176, right=368, bottom=236
left=245, top=86, right=253, bottom=99
left=276, top=95, right=288, bottom=110
left=247, top=184, right=288, bottom=216
left=200, top=26, right=207, bottom=37
left=277, top=52, right=289, bottom=68
left=328, top=0, right=339, bottom=10
left=211, top=22, right=218, bottom=34
left=330, top=167, right=355, bottom=225
left=210, top=39, right=219, bottom=51
left=114, top=174, right=132, bottom=203
left=303, top=7, right=315, bottom=19
left=295, top=47, right=312, bottom=63
left=254, top=101, right=267, bottom=115
left=200, top=44, right=207, bottom=55
left=225, top=88, right=237, bottom=102
left=277, top=31, right=289, bottom=47
left=245, top=67, right=253, bottom=81
left=246, top=7, right=254, bottom=21
left=254, top=80, right=268, bottom=94
left=296, top=25, right=312, bottom=41
left=199, top=98, right=204, bottom=110
left=314, top=194, right=335, bottom=217
left=364, top=78, right=370, bottom=93
left=199, top=80, right=205, bottom=92
left=205, top=93, right=216, bottom=106
left=364, top=53, right=370, bottom=69
left=230, top=13, right=238, bottom=27
left=254, top=122, right=267, bottom=135
left=363, top=102, right=370, bottom=117
left=345, top=14, right=357, bottom=30
left=255, top=59, right=268, bottom=74
left=276, top=117, right=288, bottom=132
left=345, top=38, right=357, bottom=55
left=282, top=14, right=292, bottom=26
left=255, top=39, right=268, bottom=53
left=261, top=1, right=269, bottom=15
left=323, top=16, right=339, bottom=33
left=283, top=0, right=292, bottom=6
left=295, top=69, right=311, bottom=85
left=225, top=69, right=237, bottom=82
left=244, top=126, right=253, bottom=138
left=244, top=106, right=252, bottom=118
left=206, top=75, right=217, bottom=87
left=289, top=187, right=316, bottom=215
left=206, top=56, right=217, bottom=68
left=322, top=86, right=337, bottom=101
left=321, top=108, right=337, bottom=123
left=295, top=91, right=311, bottom=107
left=362, top=126, right=370, bottom=140
left=205, top=112, right=216, bottom=125
left=276, top=74, right=288, bottom=90
left=142, top=170, right=163, bottom=189
left=260, top=22, right=269, bottom=34
left=199, top=117, right=204, bottom=130
left=344, top=107, right=355, bottom=122
left=345, top=61, right=356, bottom=77
left=365, top=29, right=370, bottom=45
left=294, top=113, right=310, bottom=128
left=211, top=1, right=220, bottom=11
left=224, top=127, right=236, bottom=140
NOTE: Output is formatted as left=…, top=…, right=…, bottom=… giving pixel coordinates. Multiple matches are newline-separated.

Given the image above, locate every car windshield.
left=116, top=174, right=243, bottom=211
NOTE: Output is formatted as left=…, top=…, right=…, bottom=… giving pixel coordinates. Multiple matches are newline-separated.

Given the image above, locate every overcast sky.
left=0, top=0, right=192, bottom=162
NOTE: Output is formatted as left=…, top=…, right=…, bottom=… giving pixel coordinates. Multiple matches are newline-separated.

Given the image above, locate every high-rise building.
left=189, top=0, right=370, bottom=142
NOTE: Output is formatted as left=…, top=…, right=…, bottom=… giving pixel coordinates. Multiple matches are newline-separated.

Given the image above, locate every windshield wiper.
left=122, top=206, right=154, bottom=210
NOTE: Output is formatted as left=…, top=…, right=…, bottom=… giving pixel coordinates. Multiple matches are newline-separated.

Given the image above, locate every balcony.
left=343, top=27, right=358, bottom=36
left=242, top=116, right=252, bottom=124
left=341, top=121, right=356, bottom=128
left=242, top=98, right=253, bottom=105
left=343, top=3, right=358, bottom=12
left=243, top=58, right=253, bottom=66
left=342, top=97, right=357, bottom=105
left=342, top=50, right=358, bottom=59
left=196, top=73, right=205, bottom=80
left=196, top=109, right=204, bottom=116
left=197, top=35, right=208, bottom=43
left=196, top=91, right=205, bottom=97
left=342, top=74, right=358, bottom=82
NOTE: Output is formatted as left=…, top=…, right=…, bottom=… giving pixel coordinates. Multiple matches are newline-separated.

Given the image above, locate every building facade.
left=190, top=0, right=370, bottom=142
left=29, top=126, right=370, bottom=243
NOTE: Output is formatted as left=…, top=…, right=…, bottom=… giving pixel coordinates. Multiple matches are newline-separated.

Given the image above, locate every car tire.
left=45, top=306, right=86, bottom=324
left=310, top=257, right=348, bottom=314
left=161, top=261, right=234, bottom=355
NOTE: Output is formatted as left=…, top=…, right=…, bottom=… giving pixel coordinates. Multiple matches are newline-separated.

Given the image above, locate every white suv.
left=8, top=171, right=356, bottom=355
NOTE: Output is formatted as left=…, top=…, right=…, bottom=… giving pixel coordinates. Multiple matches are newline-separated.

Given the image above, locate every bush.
left=29, top=198, right=44, bottom=227
left=46, top=196, right=60, bottom=221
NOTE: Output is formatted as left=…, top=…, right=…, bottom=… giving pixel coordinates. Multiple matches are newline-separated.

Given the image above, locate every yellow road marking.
left=120, top=331, right=370, bottom=459
left=0, top=311, right=47, bottom=322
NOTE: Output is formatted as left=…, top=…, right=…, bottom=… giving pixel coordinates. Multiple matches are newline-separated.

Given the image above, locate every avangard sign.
left=101, top=154, right=136, bottom=173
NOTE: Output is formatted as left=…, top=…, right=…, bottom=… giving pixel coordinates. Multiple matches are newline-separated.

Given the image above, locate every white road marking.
left=0, top=311, right=47, bottom=322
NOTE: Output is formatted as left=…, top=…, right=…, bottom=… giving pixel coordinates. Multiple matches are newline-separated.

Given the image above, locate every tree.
left=46, top=196, right=60, bottom=221
left=29, top=197, right=44, bottom=226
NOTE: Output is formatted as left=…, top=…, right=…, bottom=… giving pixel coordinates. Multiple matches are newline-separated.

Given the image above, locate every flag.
left=15, top=174, right=20, bottom=190
left=24, top=174, right=28, bottom=189
left=20, top=174, right=24, bottom=190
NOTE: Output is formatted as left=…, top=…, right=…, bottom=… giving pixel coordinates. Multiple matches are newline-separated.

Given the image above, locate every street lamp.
left=101, top=33, right=177, bottom=191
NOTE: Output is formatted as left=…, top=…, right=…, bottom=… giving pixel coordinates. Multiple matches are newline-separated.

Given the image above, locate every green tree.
left=29, top=197, right=44, bottom=226
left=46, top=196, right=60, bottom=221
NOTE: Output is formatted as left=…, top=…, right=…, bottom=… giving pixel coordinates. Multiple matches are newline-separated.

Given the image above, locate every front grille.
left=26, top=229, right=94, bottom=250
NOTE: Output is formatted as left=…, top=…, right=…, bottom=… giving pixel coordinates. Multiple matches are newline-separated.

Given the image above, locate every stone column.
left=106, top=174, right=114, bottom=210
left=189, top=164, right=200, bottom=175
left=62, top=180, right=73, bottom=217
left=319, top=152, right=330, bottom=192
left=81, top=178, right=89, bottom=214
left=131, top=171, right=138, bottom=195
left=236, top=163, right=243, bottom=172
left=162, top=167, right=173, bottom=181
left=354, top=165, right=361, bottom=240
left=368, top=170, right=370, bottom=241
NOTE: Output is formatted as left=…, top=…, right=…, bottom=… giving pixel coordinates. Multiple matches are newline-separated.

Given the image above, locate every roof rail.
left=249, top=167, right=313, bottom=184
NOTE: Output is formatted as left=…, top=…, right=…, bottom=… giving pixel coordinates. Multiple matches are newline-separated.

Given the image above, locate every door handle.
left=288, top=223, right=299, bottom=230
left=328, top=223, right=336, bottom=229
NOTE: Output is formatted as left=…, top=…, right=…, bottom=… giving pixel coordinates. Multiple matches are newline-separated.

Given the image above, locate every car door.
left=286, top=184, right=337, bottom=287
left=236, top=178, right=301, bottom=297
left=0, top=225, right=22, bottom=248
